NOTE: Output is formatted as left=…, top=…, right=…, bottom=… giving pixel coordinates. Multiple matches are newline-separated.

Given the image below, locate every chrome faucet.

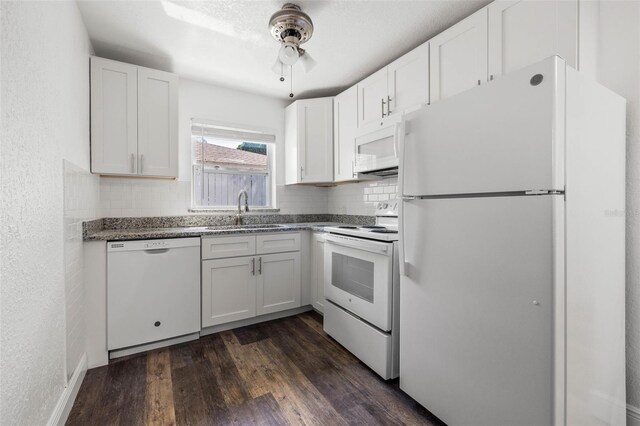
left=235, top=189, right=249, bottom=225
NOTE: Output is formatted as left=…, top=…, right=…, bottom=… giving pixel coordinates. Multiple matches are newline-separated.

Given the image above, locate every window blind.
left=191, top=122, right=275, bottom=143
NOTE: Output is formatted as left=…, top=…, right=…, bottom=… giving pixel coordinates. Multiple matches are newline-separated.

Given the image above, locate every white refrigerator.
left=398, top=57, right=626, bottom=426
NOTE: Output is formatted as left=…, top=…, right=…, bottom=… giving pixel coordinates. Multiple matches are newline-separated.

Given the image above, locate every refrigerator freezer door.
left=400, top=195, right=564, bottom=426
left=402, top=56, right=565, bottom=197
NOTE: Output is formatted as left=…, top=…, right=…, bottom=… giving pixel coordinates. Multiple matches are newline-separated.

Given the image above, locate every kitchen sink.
left=237, top=224, right=284, bottom=229
left=207, top=224, right=285, bottom=230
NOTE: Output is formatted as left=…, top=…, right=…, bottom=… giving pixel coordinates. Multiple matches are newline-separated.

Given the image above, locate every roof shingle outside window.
left=194, top=141, right=267, bottom=171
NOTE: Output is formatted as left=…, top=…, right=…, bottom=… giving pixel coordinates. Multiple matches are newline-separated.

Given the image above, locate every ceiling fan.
left=268, top=3, right=316, bottom=97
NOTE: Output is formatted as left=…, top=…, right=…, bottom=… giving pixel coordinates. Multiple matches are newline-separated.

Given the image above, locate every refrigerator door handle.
left=397, top=119, right=408, bottom=277
left=398, top=200, right=407, bottom=277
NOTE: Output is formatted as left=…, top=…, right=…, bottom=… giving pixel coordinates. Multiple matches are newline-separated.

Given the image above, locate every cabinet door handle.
left=139, top=154, right=144, bottom=174
left=381, top=98, right=387, bottom=117
left=251, top=258, right=255, bottom=275
left=477, top=79, right=481, bottom=86
left=130, top=153, right=135, bottom=173
left=387, top=96, right=392, bottom=115
left=300, top=165, right=304, bottom=180
left=258, top=257, right=262, bottom=275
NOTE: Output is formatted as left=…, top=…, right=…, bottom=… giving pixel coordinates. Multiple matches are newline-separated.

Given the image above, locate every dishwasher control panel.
left=144, top=241, right=168, bottom=249
left=107, top=237, right=200, bottom=252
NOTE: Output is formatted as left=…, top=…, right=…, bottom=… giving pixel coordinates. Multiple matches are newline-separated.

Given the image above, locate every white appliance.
left=399, top=56, right=626, bottom=426
left=354, top=115, right=403, bottom=176
left=107, top=238, right=200, bottom=355
left=323, top=201, right=400, bottom=379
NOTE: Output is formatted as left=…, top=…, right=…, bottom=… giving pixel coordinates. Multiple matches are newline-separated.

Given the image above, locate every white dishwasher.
left=107, top=238, right=200, bottom=353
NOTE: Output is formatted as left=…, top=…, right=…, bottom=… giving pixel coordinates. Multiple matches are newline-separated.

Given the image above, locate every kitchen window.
left=191, top=120, right=275, bottom=209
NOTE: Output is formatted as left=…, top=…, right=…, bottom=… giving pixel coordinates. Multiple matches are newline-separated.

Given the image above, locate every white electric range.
left=323, top=201, right=400, bottom=380
left=324, top=200, right=399, bottom=242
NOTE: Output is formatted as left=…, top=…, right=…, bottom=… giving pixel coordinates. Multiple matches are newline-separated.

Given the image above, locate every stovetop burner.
left=370, top=229, right=398, bottom=234
left=360, top=225, right=386, bottom=229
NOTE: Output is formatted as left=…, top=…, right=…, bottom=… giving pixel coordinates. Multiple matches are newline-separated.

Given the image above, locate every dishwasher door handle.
left=144, top=248, right=170, bottom=254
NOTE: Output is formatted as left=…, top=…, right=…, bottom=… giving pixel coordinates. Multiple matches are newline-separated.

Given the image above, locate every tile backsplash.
left=99, top=178, right=330, bottom=217
left=327, top=177, right=398, bottom=216
left=99, top=179, right=191, bottom=217
left=97, top=176, right=397, bottom=218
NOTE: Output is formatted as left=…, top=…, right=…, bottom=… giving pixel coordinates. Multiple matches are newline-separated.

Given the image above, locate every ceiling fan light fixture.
left=268, top=3, right=315, bottom=97
left=278, top=42, right=299, bottom=66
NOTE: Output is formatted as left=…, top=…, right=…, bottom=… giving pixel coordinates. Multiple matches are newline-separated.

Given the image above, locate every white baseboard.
left=47, top=354, right=87, bottom=426
left=628, top=404, right=640, bottom=426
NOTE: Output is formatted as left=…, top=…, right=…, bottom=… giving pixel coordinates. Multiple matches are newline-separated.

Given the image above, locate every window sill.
left=188, top=208, right=281, bottom=214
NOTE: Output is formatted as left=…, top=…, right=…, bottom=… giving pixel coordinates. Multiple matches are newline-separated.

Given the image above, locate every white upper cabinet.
left=285, top=97, right=334, bottom=184
left=137, top=67, right=179, bottom=177
left=387, top=41, right=430, bottom=114
left=334, top=86, right=358, bottom=183
left=357, top=67, right=389, bottom=128
left=90, top=57, right=179, bottom=178
left=429, top=8, right=488, bottom=102
left=357, top=42, right=430, bottom=127
left=90, top=57, right=138, bottom=175
left=488, top=0, right=578, bottom=79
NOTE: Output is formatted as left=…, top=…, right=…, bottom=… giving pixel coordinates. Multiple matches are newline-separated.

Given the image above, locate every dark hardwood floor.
left=67, top=311, right=443, bottom=425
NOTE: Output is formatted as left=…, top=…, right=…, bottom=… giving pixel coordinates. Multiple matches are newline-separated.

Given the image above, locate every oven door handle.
left=325, top=235, right=391, bottom=255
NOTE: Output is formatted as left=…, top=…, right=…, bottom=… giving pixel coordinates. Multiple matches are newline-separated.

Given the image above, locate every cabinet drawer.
left=201, top=235, right=256, bottom=260
left=256, top=233, right=300, bottom=255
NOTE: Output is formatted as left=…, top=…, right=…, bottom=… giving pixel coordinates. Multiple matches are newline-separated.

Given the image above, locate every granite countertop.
left=84, top=222, right=349, bottom=241
left=83, top=213, right=376, bottom=241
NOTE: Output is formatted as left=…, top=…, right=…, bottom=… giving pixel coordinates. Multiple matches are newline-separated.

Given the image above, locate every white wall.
left=63, top=162, right=100, bottom=380
left=593, top=1, right=640, bottom=419
left=99, top=78, right=328, bottom=217
left=0, top=1, right=94, bottom=424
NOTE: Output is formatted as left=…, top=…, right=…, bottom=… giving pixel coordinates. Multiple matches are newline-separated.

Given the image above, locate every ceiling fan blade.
left=299, top=50, right=317, bottom=73
left=271, top=57, right=282, bottom=75
left=271, top=58, right=290, bottom=77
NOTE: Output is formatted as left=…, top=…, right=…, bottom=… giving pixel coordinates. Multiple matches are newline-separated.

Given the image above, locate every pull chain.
left=289, top=65, right=294, bottom=98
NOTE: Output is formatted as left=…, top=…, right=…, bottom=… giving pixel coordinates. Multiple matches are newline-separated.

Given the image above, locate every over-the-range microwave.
left=353, top=114, right=403, bottom=177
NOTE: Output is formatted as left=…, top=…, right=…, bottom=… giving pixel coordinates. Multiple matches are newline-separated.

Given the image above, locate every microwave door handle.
left=393, top=122, right=401, bottom=159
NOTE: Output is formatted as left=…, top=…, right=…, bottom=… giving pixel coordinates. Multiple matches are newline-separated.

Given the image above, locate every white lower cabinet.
left=311, top=232, right=326, bottom=313
left=201, top=233, right=301, bottom=328
left=201, top=256, right=257, bottom=328
left=257, top=252, right=301, bottom=315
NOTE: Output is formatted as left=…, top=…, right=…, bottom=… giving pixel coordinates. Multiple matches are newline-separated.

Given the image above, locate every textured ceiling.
left=77, top=0, right=490, bottom=99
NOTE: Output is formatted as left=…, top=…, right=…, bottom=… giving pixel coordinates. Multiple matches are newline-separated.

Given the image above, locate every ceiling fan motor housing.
left=269, top=3, right=313, bottom=46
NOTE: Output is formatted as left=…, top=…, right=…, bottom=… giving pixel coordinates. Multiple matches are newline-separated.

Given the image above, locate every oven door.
left=324, top=233, right=393, bottom=332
